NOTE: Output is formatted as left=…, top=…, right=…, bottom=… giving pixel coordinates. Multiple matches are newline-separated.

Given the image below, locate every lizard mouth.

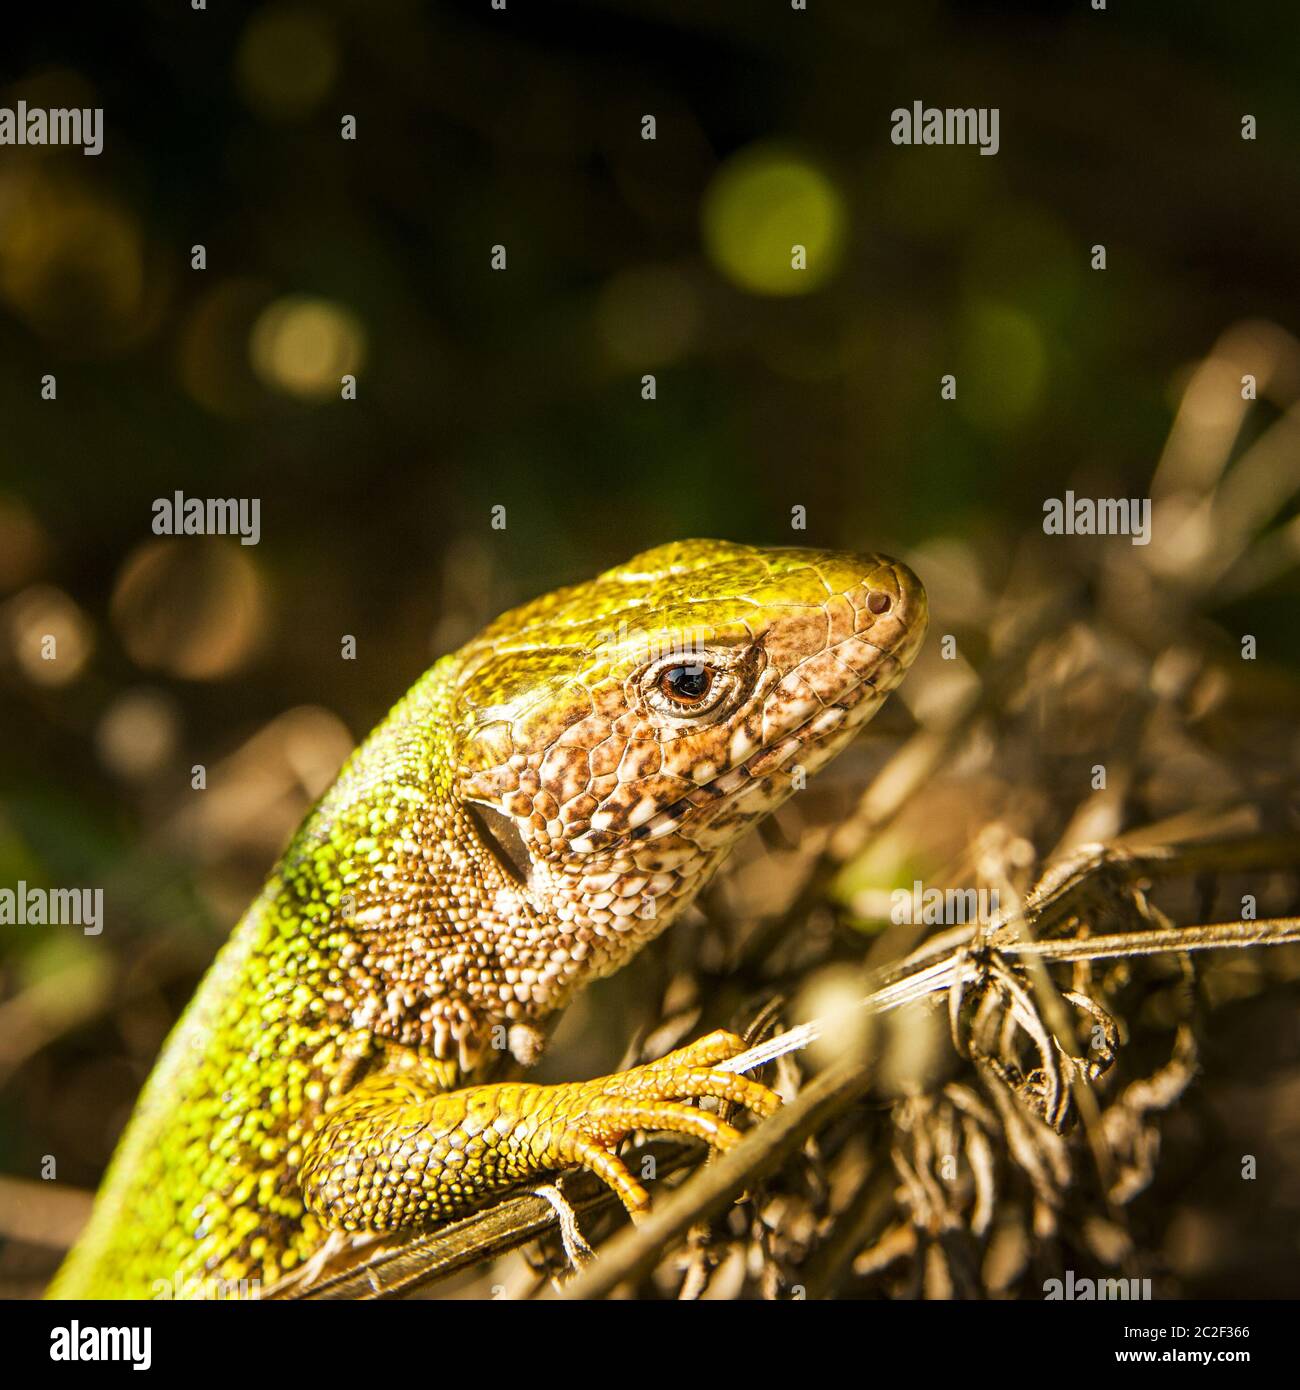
left=628, top=645, right=903, bottom=844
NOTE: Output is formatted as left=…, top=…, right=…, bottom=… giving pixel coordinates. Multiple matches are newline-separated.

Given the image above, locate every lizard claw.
left=537, top=1029, right=781, bottom=1219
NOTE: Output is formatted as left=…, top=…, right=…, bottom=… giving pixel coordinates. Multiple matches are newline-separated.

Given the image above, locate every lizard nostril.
left=867, top=590, right=892, bottom=615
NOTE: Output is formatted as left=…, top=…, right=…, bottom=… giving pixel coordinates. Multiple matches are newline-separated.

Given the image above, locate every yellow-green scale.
left=52, top=663, right=464, bottom=1296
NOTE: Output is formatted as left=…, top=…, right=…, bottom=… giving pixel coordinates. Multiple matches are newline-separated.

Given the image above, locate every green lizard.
left=49, top=539, right=927, bottom=1298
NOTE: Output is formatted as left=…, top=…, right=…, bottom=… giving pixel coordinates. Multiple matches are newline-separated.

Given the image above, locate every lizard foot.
left=299, top=1029, right=779, bottom=1231
left=542, top=1028, right=781, bottom=1220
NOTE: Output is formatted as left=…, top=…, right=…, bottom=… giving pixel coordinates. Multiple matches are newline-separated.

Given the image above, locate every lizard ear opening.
left=464, top=801, right=533, bottom=885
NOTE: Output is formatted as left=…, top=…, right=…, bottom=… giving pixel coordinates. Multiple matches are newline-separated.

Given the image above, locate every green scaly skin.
left=49, top=540, right=927, bottom=1298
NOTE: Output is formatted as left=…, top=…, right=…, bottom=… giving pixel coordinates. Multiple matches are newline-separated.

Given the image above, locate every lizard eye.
left=642, top=651, right=740, bottom=720
left=659, top=663, right=714, bottom=705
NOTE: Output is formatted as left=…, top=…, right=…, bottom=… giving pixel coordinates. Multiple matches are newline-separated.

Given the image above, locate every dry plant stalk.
left=286, top=835, right=1299, bottom=1301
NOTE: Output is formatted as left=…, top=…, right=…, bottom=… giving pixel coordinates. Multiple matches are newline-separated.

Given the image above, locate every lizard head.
left=451, top=539, right=927, bottom=985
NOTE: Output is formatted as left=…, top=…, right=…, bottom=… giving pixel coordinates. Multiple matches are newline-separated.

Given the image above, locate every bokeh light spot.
left=958, top=301, right=1047, bottom=429
left=236, top=6, right=338, bottom=121
left=96, top=688, right=182, bottom=781
left=178, top=279, right=270, bottom=418
left=0, top=169, right=148, bottom=351
left=4, top=585, right=93, bottom=686
left=249, top=295, right=365, bottom=400
left=111, top=540, right=267, bottom=680
left=702, top=145, right=845, bottom=297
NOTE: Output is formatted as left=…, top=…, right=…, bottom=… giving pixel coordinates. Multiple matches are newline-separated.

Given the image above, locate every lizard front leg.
left=298, top=1030, right=780, bottom=1229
